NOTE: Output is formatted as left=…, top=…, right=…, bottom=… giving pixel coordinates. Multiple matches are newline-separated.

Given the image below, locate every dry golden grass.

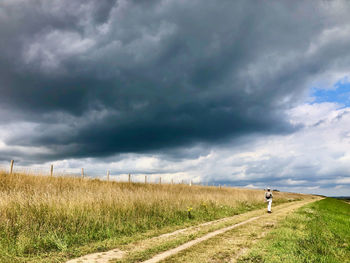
left=0, top=171, right=305, bottom=262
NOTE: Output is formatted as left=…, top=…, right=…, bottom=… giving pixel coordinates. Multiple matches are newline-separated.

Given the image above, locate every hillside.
left=0, top=172, right=306, bottom=262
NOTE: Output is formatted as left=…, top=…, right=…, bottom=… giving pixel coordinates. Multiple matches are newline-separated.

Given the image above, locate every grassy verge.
left=0, top=172, right=304, bottom=262
left=239, top=198, right=350, bottom=263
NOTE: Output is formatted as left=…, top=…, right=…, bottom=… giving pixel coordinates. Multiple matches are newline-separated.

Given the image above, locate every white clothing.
left=265, top=191, right=273, bottom=212
left=267, top=199, right=272, bottom=212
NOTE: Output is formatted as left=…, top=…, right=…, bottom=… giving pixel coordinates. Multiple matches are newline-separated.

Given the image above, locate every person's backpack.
left=265, top=192, right=272, bottom=199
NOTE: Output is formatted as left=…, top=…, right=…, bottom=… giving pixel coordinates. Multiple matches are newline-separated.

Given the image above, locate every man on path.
left=265, top=188, right=273, bottom=213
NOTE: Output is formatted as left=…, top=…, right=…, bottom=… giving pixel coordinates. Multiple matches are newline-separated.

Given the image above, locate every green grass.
left=239, top=198, right=350, bottom=263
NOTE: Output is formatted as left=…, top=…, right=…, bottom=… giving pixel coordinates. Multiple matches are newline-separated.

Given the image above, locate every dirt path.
left=142, top=216, right=262, bottom=263
left=157, top=198, right=320, bottom=263
left=65, top=212, right=259, bottom=263
left=66, top=198, right=319, bottom=263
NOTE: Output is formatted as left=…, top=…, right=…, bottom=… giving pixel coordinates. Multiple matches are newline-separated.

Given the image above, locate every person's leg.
left=266, top=199, right=269, bottom=212
left=267, top=199, right=272, bottom=212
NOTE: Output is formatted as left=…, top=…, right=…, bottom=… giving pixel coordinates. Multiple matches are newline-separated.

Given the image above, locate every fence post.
left=159, top=177, right=161, bottom=185
left=10, top=160, right=14, bottom=175
left=145, top=175, right=147, bottom=184
left=107, top=170, right=110, bottom=181
left=81, top=168, right=84, bottom=178
left=50, top=164, right=53, bottom=177
left=128, top=173, right=131, bottom=183
left=171, top=179, right=174, bottom=185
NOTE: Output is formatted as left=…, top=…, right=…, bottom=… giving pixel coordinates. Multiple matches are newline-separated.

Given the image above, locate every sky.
left=1, top=0, right=350, bottom=196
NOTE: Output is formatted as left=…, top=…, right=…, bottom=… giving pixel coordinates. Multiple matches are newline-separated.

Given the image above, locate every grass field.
left=0, top=172, right=304, bottom=262
left=238, top=198, right=350, bottom=263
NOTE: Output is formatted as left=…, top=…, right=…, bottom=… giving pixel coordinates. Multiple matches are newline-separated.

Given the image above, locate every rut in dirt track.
left=66, top=198, right=319, bottom=263
left=149, top=198, right=319, bottom=263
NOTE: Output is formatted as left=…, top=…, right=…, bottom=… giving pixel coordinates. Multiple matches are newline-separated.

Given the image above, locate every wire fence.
left=0, top=161, right=204, bottom=186
left=0, top=163, right=80, bottom=177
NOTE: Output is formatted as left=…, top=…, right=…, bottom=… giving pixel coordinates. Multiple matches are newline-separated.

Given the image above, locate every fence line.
left=0, top=160, right=210, bottom=187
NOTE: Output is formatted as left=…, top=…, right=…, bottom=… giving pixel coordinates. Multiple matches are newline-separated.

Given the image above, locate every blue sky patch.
left=311, top=78, right=350, bottom=107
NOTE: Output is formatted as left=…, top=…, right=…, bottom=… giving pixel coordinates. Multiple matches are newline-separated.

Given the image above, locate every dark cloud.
left=1, top=0, right=350, bottom=161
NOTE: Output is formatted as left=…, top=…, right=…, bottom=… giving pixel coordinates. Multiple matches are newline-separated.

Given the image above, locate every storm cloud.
left=0, top=0, right=345, bottom=156
left=1, top=1, right=350, bottom=195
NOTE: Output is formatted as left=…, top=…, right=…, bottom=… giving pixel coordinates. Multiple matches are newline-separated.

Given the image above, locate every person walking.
left=265, top=188, right=273, bottom=213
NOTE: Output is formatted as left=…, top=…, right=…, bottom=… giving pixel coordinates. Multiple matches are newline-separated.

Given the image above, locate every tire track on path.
left=143, top=198, right=319, bottom=263
left=66, top=198, right=318, bottom=263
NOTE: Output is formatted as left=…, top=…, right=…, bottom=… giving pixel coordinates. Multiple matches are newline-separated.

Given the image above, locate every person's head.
left=267, top=187, right=270, bottom=192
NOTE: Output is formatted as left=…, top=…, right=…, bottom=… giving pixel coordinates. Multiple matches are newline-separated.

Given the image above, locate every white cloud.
left=1, top=101, right=350, bottom=196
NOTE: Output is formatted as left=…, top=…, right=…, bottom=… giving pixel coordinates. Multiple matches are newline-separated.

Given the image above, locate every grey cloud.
left=1, top=0, right=350, bottom=161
